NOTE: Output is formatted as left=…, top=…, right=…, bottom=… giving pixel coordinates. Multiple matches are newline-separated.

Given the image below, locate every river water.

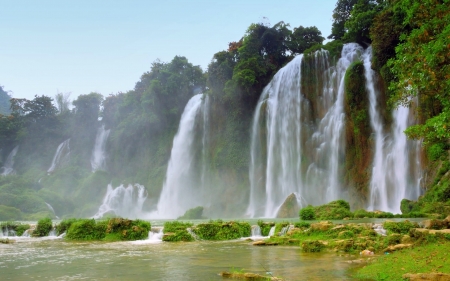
left=0, top=236, right=361, bottom=280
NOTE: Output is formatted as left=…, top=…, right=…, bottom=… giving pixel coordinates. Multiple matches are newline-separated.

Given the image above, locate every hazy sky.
left=1, top=0, right=337, bottom=100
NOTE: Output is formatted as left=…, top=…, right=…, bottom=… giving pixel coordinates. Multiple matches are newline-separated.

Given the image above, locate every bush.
left=257, top=220, right=275, bottom=236
left=33, top=218, right=53, bottom=237
left=193, top=221, right=251, bottom=240
left=299, top=206, right=315, bottom=220
left=162, top=221, right=194, bottom=242
left=105, top=218, right=151, bottom=241
left=56, top=218, right=78, bottom=236
left=301, top=240, right=325, bottom=252
left=66, top=219, right=106, bottom=240
left=353, top=209, right=374, bottom=218
left=0, top=221, right=30, bottom=236
left=383, top=221, right=419, bottom=235
left=294, top=221, right=311, bottom=229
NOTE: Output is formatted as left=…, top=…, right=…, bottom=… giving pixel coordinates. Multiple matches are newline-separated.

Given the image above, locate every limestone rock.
left=402, top=273, right=450, bottom=281
left=311, top=221, right=333, bottom=231
left=384, top=243, right=412, bottom=252
left=276, top=193, right=300, bottom=218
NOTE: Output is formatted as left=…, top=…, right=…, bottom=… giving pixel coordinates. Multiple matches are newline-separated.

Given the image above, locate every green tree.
left=388, top=0, right=450, bottom=145
left=343, top=0, right=386, bottom=45
left=0, top=86, right=11, bottom=115
left=288, top=26, right=325, bottom=54
left=328, top=0, right=358, bottom=40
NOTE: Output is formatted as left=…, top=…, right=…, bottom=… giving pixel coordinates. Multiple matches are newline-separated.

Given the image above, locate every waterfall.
left=248, top=44, right=364, bottom=218
left=1, top=146, right=19, bottom=176
left=154, top=94, right=204, bottom=218
left=251, top=225, right=262, bottom=237
left=47, top=139, right=70, bottom=173
left=93, top=183, right=148, bottom=219
left=364, top=47, right=422, bottom=213
left=91, top=124, right=110, bottom=172
left=45, top=202, right=59, bottom=219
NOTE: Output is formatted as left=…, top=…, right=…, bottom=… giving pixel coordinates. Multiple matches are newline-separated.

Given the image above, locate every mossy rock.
left=177, top=206, right=205, bottom=220
left=276, top=193, right=300, bottom=218
left=301, top=240, right=325, bottom=252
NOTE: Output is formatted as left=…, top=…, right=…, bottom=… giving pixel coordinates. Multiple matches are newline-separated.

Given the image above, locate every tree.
left=288, top=26, right=325, bottom=54
left=55, top=92, right=71, bottom=114
left=0, top=86, right=11, bottom=115
left=328, top=0, right=358, bottom=40
left=388, top=0, right=450, bottom=145
left=343, top=0, right=386, bottom=45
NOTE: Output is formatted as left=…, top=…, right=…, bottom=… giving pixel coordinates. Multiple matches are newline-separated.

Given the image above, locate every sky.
left=1, top=0, right=337, bottom=100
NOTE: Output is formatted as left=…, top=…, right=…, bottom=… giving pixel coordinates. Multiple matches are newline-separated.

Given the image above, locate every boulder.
left=402, top=273, right=450, bottom=281
left=422, top=219, right=447, bottom=230
left=276, top=193, right=300, bottom=218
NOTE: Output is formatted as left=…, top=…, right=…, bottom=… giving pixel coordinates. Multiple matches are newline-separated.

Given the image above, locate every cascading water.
left=91, top=124, right=110, bottom=172
left=47, top=139, right=70, bottom=173
left=93, top=183, right=148, bottom=219
left=45, top=202, right=59, bottom=219
left=248, top=44, right=364, bottom=218
left=363, top=47, right=422, bottom=213
left=154, top=94, right=204, bottom=218
left=1, top=146, right=19, bottom=176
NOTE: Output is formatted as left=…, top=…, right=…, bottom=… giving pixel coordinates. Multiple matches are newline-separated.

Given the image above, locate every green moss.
left=65, top=218, right=150, bottom=241
left=344, top=61, right=372, bottom=201
left=314, top=200, right=353, bottom=220
left=353, top=209, right=374, bottom=218
left=301, top=240, right=325, bottom=252
left=33, top=217, right=53, bottom=237
left=162, top=221, right=194, bottom=242
left=257, top=220, right=274, bottom=236
left=193, top=220, right=251, bottom=240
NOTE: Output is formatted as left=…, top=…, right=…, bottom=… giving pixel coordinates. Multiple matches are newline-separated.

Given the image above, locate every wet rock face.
left=276, top=193, right=300, bottom=218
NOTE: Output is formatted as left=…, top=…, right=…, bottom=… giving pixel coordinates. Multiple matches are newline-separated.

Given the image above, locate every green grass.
left=354, top=242, right=450, bottom=280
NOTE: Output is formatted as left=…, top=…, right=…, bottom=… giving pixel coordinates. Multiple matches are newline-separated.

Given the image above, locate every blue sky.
left=1, top=0, right=337, bottom=100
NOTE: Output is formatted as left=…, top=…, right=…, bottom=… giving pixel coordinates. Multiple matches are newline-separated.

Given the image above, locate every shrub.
left=33, top=218, right=53, bottom=237
left=162, top=221, right=194, bottom=242
left=383, top=221, right=419, bottom=235
left=299, top=206, right=315, bottom=220
left=353, top=209, right=374, bottom=218
left=294, top=221, right=311, bottom=229
left=193, top=221, right=251, bottom=240
left=66, top=219, right=106, bottom=240
left=0, top=221, right=30, bottom=236
left=257, top=220, right=275, bottom=236
left=56, top=218, right=79, bottom=236
left=105, top=218, right=151, bottom=241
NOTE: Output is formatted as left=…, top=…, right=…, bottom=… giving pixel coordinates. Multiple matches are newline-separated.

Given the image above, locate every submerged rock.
left=276, top=193, right=300, bottom=218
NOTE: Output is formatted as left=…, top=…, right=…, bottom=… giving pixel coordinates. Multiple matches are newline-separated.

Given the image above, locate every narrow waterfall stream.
left=0, top=146, right=19, bottom=176
left=91, top=124, right=110, bottom=172
left=47, top=139, right=70, bottom=173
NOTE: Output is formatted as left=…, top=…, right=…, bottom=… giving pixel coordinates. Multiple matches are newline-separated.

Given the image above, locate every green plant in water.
left=33, top=218, right=53, bottom=237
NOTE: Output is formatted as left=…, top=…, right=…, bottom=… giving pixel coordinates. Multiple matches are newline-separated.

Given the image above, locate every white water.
left=154, top=94, right=204, bottom=218
left=248, top=44, right=364, bottom=218
left=93, top=184, right=148, bottom=219
left=47, top=139, right=70, bottom=173
left=1, top=146, right=19, bottom=176
left=364, top=47, right=422, bottom=212
left=91, top=124, right=110, bottom=172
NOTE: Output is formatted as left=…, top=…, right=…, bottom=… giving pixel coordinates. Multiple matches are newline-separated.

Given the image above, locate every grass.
left=354, top=242, right=450, bottom=280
